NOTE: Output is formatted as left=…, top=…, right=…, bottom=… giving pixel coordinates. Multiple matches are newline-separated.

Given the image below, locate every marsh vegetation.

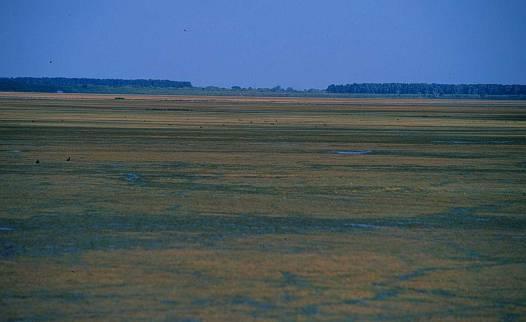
left=1, top=93, right=525, bottom=320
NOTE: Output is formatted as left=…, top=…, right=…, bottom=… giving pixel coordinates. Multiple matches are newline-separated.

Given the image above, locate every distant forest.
left=0, top=77, right=192, bottom=93
left=327, top=83, right=526, bottom=97
left=1, top=77, right=525, bottom=98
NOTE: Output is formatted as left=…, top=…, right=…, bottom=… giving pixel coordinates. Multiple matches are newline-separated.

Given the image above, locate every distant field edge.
left=1, top=90, right=525, bottom=100
left=2, top=91, right=526, bottom=105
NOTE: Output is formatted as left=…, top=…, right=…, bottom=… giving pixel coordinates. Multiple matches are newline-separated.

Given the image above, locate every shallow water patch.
left=345, top=223, right=378, bottom=229
left=0, top=241, right=17, bottom=258
left=433, top=140, right=514, bottom=145
left=399, top=268, right=438, bottom=281
left=4, top=207, right=525, bottom=258
left=125, top=172, right=141, bottom=183
left=333, top=150, right=371, bottom=155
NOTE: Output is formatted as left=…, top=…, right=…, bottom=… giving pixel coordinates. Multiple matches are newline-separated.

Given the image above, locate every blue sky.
left=1, top=0, right=525, bottom=88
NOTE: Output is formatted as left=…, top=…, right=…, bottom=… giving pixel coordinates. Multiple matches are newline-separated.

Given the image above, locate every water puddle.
left=125, top=173, right=141, bottom=183
left=334, top=150, right=371, bottom=155
left=399, top=268, right=437, bottom=281
left=488, top=140, right=512, bottom=144
left=344, top=223, right=378, bottom=229
left=433, top=140, right=512, bottom=145
left=0, top=227, right=15, bottom=232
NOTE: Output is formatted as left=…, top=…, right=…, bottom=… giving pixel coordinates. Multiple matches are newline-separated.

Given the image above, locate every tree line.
left=0, top=77, right=192, bottom=92
left=326, top=83, right=526, bottom=97
left=1, top=77, right=525, bottom=98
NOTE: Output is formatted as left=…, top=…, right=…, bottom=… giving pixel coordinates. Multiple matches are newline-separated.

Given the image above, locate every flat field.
left=1, top=92, right=525, bottom=321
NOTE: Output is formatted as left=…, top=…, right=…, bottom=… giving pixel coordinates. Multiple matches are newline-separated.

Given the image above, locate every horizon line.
left=1, top=76, right=525, bottom=89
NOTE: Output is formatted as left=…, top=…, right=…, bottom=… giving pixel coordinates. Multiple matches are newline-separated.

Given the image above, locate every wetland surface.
left=1, top=93, right=525, bottom=321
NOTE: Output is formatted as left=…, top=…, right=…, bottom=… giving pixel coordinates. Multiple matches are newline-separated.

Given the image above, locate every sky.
left=1, top=0, right=525, bottom=89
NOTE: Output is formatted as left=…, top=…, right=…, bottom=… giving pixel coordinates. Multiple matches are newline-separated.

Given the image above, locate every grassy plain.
left=1, top=92, right=525, bottom=321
